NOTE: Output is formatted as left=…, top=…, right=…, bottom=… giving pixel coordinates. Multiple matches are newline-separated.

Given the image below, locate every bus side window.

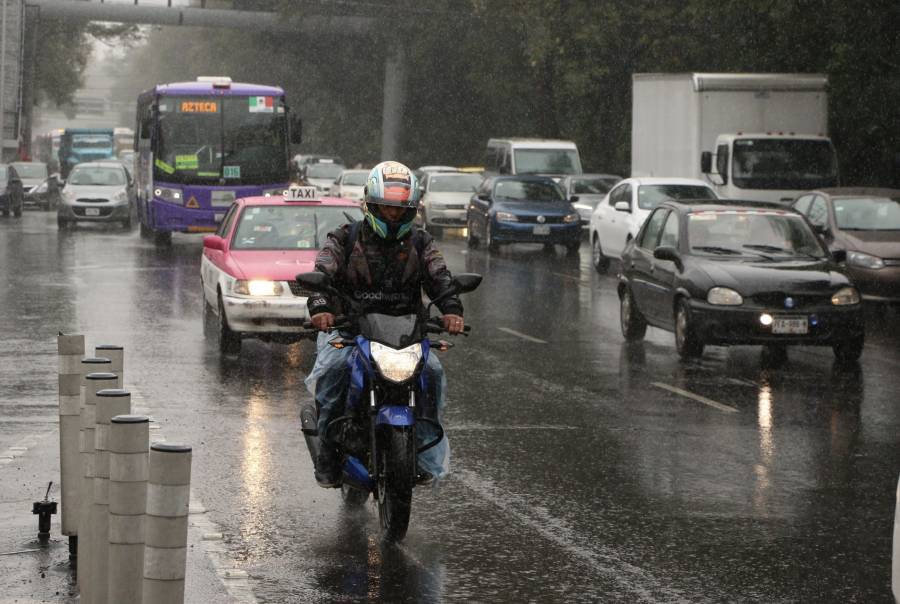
left=139, top=103, right=152, bottom=141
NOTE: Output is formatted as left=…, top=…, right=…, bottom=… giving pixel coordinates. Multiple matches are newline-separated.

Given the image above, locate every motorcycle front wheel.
left=377, top=425, right=415, bottom=542
left=341, top=483, right=369, bottom=507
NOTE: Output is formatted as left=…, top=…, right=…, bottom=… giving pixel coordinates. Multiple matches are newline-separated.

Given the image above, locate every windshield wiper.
left=743, top=244, right=820, bottom=260
left=692, top=245, right=742, bottom=255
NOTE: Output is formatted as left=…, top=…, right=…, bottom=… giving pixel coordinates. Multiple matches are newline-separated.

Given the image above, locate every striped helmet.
left=363, top=161, right=421, bottom=239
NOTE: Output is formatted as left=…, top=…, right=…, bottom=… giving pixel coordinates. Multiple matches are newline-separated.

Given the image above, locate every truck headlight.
left=370, top=341, right=422, bottom=383
left=154, top=186, right=182, bottom=203
left=495, top=212, right=518, bottom=222
left=831, top=287, right=860, bottom=306
left=707, top=287, right=743, bottom=306
left=233, top=280, right=284, bottom=297
left=846, top=251, right=884, bottom=270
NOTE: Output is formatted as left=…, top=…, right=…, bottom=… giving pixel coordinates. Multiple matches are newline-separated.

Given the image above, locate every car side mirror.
left=614, top=201, right=630, bottom=212
left=296, top=271, right=330, bottom=292
left=831, top=249, right=846, bottom=263
left=202, top=235, right=226, bottom=251
left=477, top=194, right=490, bottom=202
left=569, top=195, right=580, bottom=203
left=700, top=151, right=712, bottom=174
left=653, top=245, right=682, bottom=270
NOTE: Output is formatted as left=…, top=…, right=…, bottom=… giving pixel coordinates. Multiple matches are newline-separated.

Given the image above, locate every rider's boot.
left=314, top=441, right=341, bottom=488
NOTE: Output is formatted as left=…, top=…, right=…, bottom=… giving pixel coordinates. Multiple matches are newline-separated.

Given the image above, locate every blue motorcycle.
left=296, top=271, right=482, bottom=542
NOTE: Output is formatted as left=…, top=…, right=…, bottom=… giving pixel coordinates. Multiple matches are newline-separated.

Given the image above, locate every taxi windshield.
left=687, top=212, right=826, bottom=258
left=231, top=205, right=364, bottom=250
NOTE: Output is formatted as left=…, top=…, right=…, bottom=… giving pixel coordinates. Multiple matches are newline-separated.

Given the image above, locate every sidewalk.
left=0, top=425, right=237, bottom=604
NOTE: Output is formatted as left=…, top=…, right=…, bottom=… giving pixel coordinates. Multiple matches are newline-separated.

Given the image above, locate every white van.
left=485, top=138, right=583, bottom=177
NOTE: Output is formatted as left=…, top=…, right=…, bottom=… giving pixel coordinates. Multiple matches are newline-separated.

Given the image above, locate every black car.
left=618, top=200, right=865, bottom=362
left=0, top=164, right=24, bottom=217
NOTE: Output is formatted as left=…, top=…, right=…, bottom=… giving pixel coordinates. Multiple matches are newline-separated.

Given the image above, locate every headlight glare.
left=263, top=187, right=286, bottom=197
left=831, top=287, right=860, bottom=306
left=495, top=211, right=518, bottom=222
left=563, top=212, right=581, bottom=223
left=233, top=280, right=283, bottom=296
left=370, top=341, right=423, bottom=383
left=707, top=287, right=743, bottom=306
left=846, top=250, right=884, bottom=270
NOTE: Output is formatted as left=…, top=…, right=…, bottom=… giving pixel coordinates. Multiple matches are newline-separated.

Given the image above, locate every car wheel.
left=56, top=215, right=69, bottom=229
left=620, top=287, right=647, bottom=341
left=592, top=237, right=610, bottom=274
left=217, top=295, right=242, bottom=355
left=565, top=240, right=580, bottom=255
left=139, top=221, right=152, bottom=239
left=13, top=208, right=21, bottom=218
left=121, top=217, right=132, bottom=230
left=486, top=222, right=499, bottom=253
left=466, top=217, right=479, bottom=248
left=674, top=299, right=704, bottom=359
left=832, top=336, right=864, bottom=363
left=153, top=229, right=172, bottom=247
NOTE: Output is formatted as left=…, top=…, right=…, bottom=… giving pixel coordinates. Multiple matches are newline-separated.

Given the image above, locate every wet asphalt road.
left=2, top=211, right=900, bottom=603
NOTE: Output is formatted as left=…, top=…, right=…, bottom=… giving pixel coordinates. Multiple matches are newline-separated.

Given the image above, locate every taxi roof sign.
left=283, top=186, right=320, bottom=202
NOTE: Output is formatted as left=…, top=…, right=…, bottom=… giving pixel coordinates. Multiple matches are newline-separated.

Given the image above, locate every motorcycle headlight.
left=846, top=250, right=884, bottom=270
left=831, top=287, right=860, bottom=306
left=370, top=341, right=423, bottom=383
left=495, top=211, right=518, bottom=222
left=154, top=186, right=182, bottom=203
left=233, top=279, right=284, bottom=297
left=563, top=212, right=581, bottom=223
left=707, top=287, right=743, bottom=306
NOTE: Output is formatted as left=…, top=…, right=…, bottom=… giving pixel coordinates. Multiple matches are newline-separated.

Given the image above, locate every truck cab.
left=485, top=138, right=583, bottom=179
left=701, top=133, right=838, bottom=204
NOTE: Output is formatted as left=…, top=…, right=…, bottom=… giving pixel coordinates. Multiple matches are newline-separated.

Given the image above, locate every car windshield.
left=429, top=173, right=483, bottom=193
left=638, top=184, right=715, bottom=210
left=67, top=167, right=126, bottom=186
left=572, top=176, right=619, bottom=195
left=341, top=171, right=368, bottom=186
left=72, top=135, right=112, bottom=149
left=833, top=196, right=900, bottom=230
left=732, top=138, right=838, bottom=190
left=307, top=163, right=346, bottom=179
left=513, top=148, right=582, bottom=175
left=494, top=179, right=565, bottom=201
left=688, top=211, right=826, bottom=258
left=231, top=205, right=364, bottom=250
left=11, top=163, right=47, bottom=179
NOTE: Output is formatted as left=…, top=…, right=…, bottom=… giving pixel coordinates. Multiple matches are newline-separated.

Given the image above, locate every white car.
left=302, top=160, right=346, bottom=195
left=560, top=173, right=622, bottom=227
left=332, top=169, right=368, bottom=203
left=418, top=171, right=483, bottom=236
left=589, top=177, right=716, bottom=272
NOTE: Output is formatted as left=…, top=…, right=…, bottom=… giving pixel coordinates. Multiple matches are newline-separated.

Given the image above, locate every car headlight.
left=262, top=187, right=286, bottom=197
left=831, top=287, right=860, bottom=306
left=113, top=190, right=128, bottom=203
left=846, top=250, right=884, bottom=270
left=62, top=189, right=76, bottom=202
left=707, top=287, right=743, bottom=306
left=495, top=211, right=518, bottom=222
left=233, top=280, right=284, bottom=297
left=154, top=186, right=182, bottom=203
left=563, top=212, right=581, bottom=223
left=370, top=341, right=423, bottom=383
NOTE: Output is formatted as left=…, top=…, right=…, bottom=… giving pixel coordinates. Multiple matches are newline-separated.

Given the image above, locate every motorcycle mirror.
left=451, top=273, right=483, bottom=294
left=296, top=271, right=330, bottom=292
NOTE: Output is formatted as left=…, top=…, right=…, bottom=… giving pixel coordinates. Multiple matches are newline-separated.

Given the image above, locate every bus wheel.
left=153, top=230, right=172, bottom=247
left=139, top=221, right=151, bottom=239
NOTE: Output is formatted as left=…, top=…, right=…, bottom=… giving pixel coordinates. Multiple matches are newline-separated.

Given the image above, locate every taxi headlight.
left=707, top=287, right=743, bottom=306
left=233, top=279, right=284, bottom=297
left=846, top=250, right=884, bottom=270
left=495, top=211, right=518, bottom=223
left=370, top=341, right=422, bottom=383
left=563, top=212, right=581, bottom=223
left=831, top=287, right=860, bottom=306
left=154, top=186, right=182, bottom=203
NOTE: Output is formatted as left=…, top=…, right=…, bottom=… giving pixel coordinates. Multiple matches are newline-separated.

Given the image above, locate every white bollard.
left=78, top=370, right=117, bottom=604
left=95, top=345, right=124, bottom=388
left=57, top=334, right=85, bottom=554
left=109, top=415, right=149, bottom=604
left=892, top=473, right=899, bottom=603
left=143, top=443, right=192, bottom=604
left=92, top=390, right=131, bottom=604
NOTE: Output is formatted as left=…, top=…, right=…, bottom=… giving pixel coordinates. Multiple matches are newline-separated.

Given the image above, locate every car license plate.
left=772, top=317, right=808, bottom=334
left=85, top=208, right=100, bottom=216
left=533, top=225, right=550, bottom=236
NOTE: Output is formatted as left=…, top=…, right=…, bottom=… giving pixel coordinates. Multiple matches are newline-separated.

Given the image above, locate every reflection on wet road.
left=2, top=213, right=899, bottom=602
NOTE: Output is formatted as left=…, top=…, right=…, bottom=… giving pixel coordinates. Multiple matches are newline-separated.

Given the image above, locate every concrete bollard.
left=95, top=345, right=124, bottom=388
left=109, top=415, right=149, bottom=604
left=92, top=390, right=131, bottom=604
left=143, top=443, right=192, bottom=604
left=57, top=334, right=85, bottom=553
left=78, top=371, right=117, bottom=603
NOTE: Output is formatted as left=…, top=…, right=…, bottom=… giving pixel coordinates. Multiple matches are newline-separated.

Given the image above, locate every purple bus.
left=134, top=77, right=301, bottom=245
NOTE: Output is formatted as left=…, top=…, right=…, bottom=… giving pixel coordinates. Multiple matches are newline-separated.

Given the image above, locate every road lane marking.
left=496, top=327, right=548, bottom=344
left=550, top=271, right=591, bottom=285
left=650, top=382, right=739, bottom=413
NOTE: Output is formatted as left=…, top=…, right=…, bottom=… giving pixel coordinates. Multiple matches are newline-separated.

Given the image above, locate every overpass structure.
left=12, top=0, right=406, bottom=160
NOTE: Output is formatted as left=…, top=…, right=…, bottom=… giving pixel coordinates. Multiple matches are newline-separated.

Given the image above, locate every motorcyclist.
left=305, top=160, right=465, bottom=488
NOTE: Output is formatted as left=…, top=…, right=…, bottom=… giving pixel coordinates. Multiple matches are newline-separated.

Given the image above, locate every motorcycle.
left=296, top=270, right=482, bottom=542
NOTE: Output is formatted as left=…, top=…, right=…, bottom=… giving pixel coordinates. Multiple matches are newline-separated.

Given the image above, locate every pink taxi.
left=200, top=188, right=363, bottom=354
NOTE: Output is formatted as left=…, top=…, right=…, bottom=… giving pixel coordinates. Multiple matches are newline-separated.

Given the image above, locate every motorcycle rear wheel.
left=377, top=426, right=415, bottom=542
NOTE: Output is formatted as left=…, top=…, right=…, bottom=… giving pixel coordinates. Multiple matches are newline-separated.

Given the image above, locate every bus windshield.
left=155, top=96, right=288, bottom=185
left=732, top=139, right=838, bottom=190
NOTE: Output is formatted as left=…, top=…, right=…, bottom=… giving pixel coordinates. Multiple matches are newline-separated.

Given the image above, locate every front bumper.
left=425, top=205, right=467, bottom=227
left=222, top=293, right=311, bottom=333
left=688, top=299, right=865, bottom=345
left=845, top=266, right=900, bottom=303
left=492, top=220, right=581, bottom=244
left=150, top=201, right=225, bottom=233
left=59, top=201, right=130, bottom=222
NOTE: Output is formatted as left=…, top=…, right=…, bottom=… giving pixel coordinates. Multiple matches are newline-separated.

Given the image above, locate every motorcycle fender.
left=376, top=406, right=415, bottom=426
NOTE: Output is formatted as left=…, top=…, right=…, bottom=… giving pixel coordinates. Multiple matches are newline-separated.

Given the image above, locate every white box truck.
left=631, top=73, right=839, bottom=203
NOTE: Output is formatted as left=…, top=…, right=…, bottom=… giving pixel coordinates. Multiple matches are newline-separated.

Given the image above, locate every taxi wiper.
left=692, top=245, right=742, bottom=255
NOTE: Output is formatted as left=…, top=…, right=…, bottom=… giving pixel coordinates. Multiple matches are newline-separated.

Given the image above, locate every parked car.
left=418, top=171, right=483, bottom=236
left=466, top=175, right=582, bottom=254
left=57, top=161, right=134, bottom=229
left=792, top=188, right=900, bottom=305
left=560, top=173, right=622, bottom=227
left=24, top=175, right=62, bottom=211
left=332, top=169, right=368, bottom=203
left=618, top=199, right=864, bottom=362
left=200, top=191, right=364, bottom=355
left=0, top=164, right=24, bottom=218
left=11, top=161, right=48, bottom=193
left=301, top=160, right=346, bottom=195
left=589, top=177, right=716, bottom=272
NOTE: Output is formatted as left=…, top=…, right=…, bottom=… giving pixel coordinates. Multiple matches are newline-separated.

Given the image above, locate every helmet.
left=363, top=161, right=421, bottom=240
